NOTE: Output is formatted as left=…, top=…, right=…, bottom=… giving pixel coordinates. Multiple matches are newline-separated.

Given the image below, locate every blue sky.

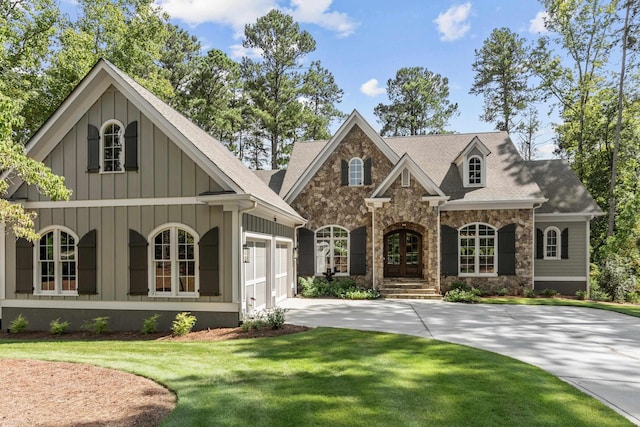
left=63, top=0, right=557, bottom=157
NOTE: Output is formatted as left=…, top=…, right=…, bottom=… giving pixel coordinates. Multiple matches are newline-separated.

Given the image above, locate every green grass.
left=0, top=328, right=631, bottom=426
left=481, top=297, right=640, bottom=318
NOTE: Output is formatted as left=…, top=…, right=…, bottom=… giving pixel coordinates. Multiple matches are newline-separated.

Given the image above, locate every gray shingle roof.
left=525, top=159, right=603, bottom=214
left=280, top=139, right=329, bottom=197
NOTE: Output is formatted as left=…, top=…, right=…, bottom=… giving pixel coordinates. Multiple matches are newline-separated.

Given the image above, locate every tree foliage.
left=374, top=66, right=458, bottom=136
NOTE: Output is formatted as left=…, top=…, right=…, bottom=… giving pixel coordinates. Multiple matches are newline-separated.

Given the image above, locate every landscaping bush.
left=265, top=307, right=287, bottom=329
left=172, top=312, right=197, bottom=336
left=142, top=314, right=161, bottom=334
left=496, top=287, right=510, bottom=296
left=522, top=288, right=536, bottom=298
left=597, top=256, right=637, bottom=302
left=589, top=284, right=611, bottom=302
left=444, top=288, right=479, bottom=303
left=298, top=276, right=379, bottom=299
left=575, top=290, right=587, bottom=300
left=49, top=318, right=70, bottom=335
left=625, top=291, right=640, bottom=304
left=541, top=288, right=558, bottom=298
left=9, top=314, right=28, bottom=334
left=449, top=281, right=468, bottom=292
left=82, top=317, right=109, bottom=334
left=344, top=288, right=380, bottom=300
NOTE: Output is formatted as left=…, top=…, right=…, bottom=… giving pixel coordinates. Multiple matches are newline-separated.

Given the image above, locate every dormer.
left=453, top=136, right=491, bottom=188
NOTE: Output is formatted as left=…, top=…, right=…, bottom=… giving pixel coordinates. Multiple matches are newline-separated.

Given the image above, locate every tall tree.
left=374, top=66, right=458, bottom=136
left=241, top=9, right=316, bottom=169
left=299, top=61, right=346, bottom=141
left=516, top=107, right=542, bottom=160
left=159, top=23, right=202, bottom=108
left=470, top=27, right=532, bottom=133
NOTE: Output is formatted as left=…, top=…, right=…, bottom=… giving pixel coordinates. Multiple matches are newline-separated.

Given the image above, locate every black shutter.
left=561, top=228, right=569, bottom=259
left=15, top=238, right=34, bottom=293
left=498, top=223, right=516, bottom=275
left=87, top=124, right=100, bottom=173
left=77, top=229, right=98, bottom=294
left=536, top=228, right=544, bottom=259
left=350, top=226, right=367, bottom=275
left=129, top=229, right=148, bottom=295
left=341, top=160, right=348, bottom=186
left=441, top=225, right=458, bottom=276
left=364, top=158, right=372, bottom=185
left=199, top=227, right=220, bottom=296
left=298, top=228, right=315, bottom=276
left=124, top=121, right=138, bottom=171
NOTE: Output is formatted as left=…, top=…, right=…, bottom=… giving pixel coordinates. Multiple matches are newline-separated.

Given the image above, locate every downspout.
left=531, top=203, right=543, bottom=290
left=586, top=216, right=593, bottom=297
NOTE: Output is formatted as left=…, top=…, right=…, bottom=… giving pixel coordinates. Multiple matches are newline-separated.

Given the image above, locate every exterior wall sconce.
left=242, top=244, right=250, bottom=263
left=293, top=246, right=298, bottom=259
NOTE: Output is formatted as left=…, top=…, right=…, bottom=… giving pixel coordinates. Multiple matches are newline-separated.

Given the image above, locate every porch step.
left=379, top=279, right=442, bottom=300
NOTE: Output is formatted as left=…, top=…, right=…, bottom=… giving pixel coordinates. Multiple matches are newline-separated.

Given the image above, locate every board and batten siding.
left=243, top=214, right=295, bottom=239
left=13, top=86, right=223, bottom=201
left=4, top=204, right=232, bottom=303
left=534, top=221, right=587, bottom=277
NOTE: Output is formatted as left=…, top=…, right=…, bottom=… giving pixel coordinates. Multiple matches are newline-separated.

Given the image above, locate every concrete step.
left=383, top=293, right=443, bottom=300
left=379, top=279, right=442, bottom=300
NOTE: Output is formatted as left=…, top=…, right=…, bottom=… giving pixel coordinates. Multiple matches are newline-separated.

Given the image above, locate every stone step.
left=379, top=287, right=439, bottom=295
left=380, top=283, right=438, bottom=290
left=379, top=279, right=441, bottom=300
left=383, top=293, right=443, bottom=300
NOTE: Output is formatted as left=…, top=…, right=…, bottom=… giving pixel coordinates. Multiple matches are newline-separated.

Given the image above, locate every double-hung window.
left=315, top=226, right=349, bottom=275
left=459, top=223, right=496, bottom=275
left=150, top=224, right=198, bottom=297
left=349, top=158, right=363, bottom=186
left=544, top=227, right=561, bottom=260
left=101, top=120, right=124, bottom=173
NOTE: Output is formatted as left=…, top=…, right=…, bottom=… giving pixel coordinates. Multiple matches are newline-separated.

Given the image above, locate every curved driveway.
left=280, top=298, right=640, bottom=425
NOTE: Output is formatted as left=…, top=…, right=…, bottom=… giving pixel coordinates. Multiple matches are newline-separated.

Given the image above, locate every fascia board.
left=371, top=154, right=445, bottom=198
left=441, top=198, right=548, bottom=211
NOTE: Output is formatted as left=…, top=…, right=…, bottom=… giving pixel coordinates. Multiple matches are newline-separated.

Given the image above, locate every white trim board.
left=441, top=198, right=547, bottom=211
left=22, top=197, right=203, bottom=209
left=534, top=276, right=587, bottom=282
left=1, top=299, right=239, bottom=312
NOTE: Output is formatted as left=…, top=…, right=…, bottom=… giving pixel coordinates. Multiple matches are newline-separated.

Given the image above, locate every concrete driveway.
left=279, top=298, right=640, bottom=425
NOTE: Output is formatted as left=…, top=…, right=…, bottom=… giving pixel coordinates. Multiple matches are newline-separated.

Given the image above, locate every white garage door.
left=244, top=241, right=267, bottom=313
left=275, top=243, right=289, bottom=303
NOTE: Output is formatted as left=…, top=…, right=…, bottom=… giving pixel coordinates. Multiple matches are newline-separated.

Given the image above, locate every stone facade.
left=440, top=209, right=534, bottom=294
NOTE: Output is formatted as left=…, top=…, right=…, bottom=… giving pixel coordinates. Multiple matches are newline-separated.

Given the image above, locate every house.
left=0, top=59, right=305, bottom=330
left=258, top=111, right=603, bottom=298
left=0, top=61, right=603, bottom=331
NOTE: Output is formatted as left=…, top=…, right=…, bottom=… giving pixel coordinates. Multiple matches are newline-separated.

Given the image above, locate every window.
left=35, top=227, right=78, bottom=295
left=150, top=224, right=198, bottom=297
left=101, top=120, right=124, bottom=173
left=459, top=223, right=496, bottom=275
left=468, top=156, right=482, bottom=185
left=544, top=227, right=561, bottom=260
left=401, top=168, right=410, bottom=187
left=349, top=158, right=363, bottom=186
left=315, top=226, right=349, bottom=275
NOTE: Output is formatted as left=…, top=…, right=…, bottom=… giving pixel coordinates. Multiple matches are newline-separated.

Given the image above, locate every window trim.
left=33, top=226, right=79, bottom=296
left=100, top=119, right=125, bottom=174
left=458, top=222, right=497, bottom=277
left=314, top=225, right=350, bottom=276
left=348, top=157, right=364, bottom=187
left=401, top=168, right=410, bottom=187
left=147, top=223, right=200, bottom=298
left=466, top=155, right=484, bottom=187
left=543, top=226, right=561, bottom=260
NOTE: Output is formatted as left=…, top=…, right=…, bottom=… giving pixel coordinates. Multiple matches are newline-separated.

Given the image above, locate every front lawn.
left=481, top=297, right=640, bottom=318
left=0, top=328, right=631, bottom=426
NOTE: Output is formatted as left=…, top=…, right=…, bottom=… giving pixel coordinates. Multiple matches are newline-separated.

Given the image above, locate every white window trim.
left=464, top=155, right=485, bottom=187
left=147, top=223, right=200, bottom=298
left=314, top=225, right=350, bottom=276
left=349, top=157, right=364, bottom=187
left=458, top=222, right=498, bottom=277
left=33, top=225, right=79, bottom=296
left=543, top=226, right=561, bottom=260
left=401, top=168, right=410, bottom=187
left=100, top=119, right=125, bottom=174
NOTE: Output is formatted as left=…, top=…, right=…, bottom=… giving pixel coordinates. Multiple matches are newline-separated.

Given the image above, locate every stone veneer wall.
left=290, top=125, right=394, bottom=286
left=440, top=209, right=534, bottom=294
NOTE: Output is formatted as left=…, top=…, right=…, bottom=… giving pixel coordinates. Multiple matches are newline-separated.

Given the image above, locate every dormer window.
left=349, top=157, right=363, bottom=186
left=101, top=120, right=125, bottom=173
left=468, top=156, right=482, bottom=185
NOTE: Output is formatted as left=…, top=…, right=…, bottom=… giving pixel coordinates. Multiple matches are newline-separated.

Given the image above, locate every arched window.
left=544, top=227, right=561, bottom=260
left=35, top=226, right=78, bottom=294
left=149, top=224, right=198, bottom=296
left=459, top=223, right=496, bottom=275
left=468, top=156, right=482, bottom=185
left=315, top=225, right=349, bottom=275
left=101, top=120, right=124, bottom=172
left=349, top=157, right=363, bottom=186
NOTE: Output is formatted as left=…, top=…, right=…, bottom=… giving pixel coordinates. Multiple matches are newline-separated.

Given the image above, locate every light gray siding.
left=13, top=87, right=223, bottom=201
left=534, top=220, right=587, bottom=277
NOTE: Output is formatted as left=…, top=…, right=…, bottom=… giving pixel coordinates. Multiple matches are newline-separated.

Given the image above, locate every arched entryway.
left=383, top=229, right=422, bottom=278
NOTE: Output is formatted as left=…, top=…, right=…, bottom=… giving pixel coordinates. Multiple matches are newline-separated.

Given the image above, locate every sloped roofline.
left=284, top=109, right=400, bottom=203
left=370, top=153, right=446, bottom=198
left=453, top=135, right=491, bottom=164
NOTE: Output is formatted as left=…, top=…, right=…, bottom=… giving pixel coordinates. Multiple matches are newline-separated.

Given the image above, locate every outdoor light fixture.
left=293, top=246, right=299, bottom=259
left=242, top=244, right=250, bottom=263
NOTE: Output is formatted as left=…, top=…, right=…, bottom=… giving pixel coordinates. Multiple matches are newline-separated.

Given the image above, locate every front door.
left=384, top=230, right=422, bottom=278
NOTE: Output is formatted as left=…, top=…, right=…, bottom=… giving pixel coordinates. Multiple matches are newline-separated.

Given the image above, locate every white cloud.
left=229, top=44, right=263, bottom=59
left=433, top=2, right=472, bottom=42
left=529, top=11, right=549, bottom=34
left=287, top=0, right=358, bottom=37
left=360, top=79, right=386, bottom=97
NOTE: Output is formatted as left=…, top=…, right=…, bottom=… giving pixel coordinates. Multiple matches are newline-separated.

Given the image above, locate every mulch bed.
left=0, top=324, right=310, bottom=426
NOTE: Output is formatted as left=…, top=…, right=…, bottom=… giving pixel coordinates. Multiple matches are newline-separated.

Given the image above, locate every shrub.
left=241, top=312, right=267, bottom=332
left=625, top=292, right=640, bottom=304
left=9, top=314, right=28, bottom=334
left=575, top=290, right=587, bottom=300
left=541, top=288, right=558, bottom=298
left=444, top=288, right=479, bottom=303
left=522, top=288, right=536, bottom=298
left=597, top=256, right=637, bottom=302
left=49, top=318, right=70, bottom=335
left=344, top=288, right=380, bottom=300
left=142, top=314, right=161, bottom=334
left=265, top=307, right=287, bottom=329
left=82, top=317, right=109, bottom=334
left=449, top=281, right=468, bottom=292
left=172, top=312, right=196, bottom=336
left=298, top=276, right=378, bottom=299
left=496, top=287, right=510, bottom=296
left=589, top=285, right=611, bottom=302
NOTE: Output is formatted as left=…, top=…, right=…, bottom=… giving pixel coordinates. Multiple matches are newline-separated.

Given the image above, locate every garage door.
left=275, top=243, right=288, bottom=303
left=244, top=241, right=267, bottom=313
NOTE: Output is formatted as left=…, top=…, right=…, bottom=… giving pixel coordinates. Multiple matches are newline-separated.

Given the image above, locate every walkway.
left=280, top=298, right=640, bottom=425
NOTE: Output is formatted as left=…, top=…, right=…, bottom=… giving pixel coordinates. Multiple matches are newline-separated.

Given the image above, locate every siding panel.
left=535, top=221, right=587, bottom=277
